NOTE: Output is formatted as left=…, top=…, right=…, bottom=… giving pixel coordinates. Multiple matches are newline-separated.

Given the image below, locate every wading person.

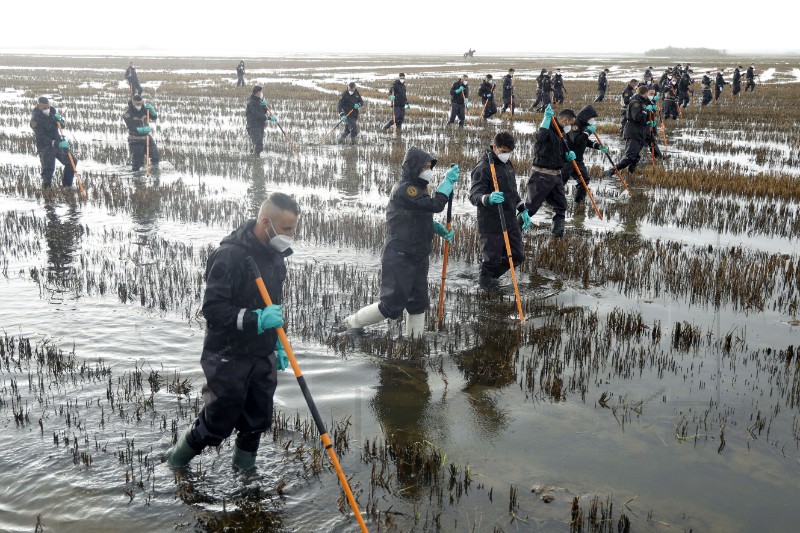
left=165, top=193, right=299, bottom=471
left=745, top=64, right=756, bottom=92
left=341, top=147, right=459, bottom=336
left=536, top=71, right=553, bottom=112
left=30, top=96, right=77, bottom=188
left=530, top=68, right=547, bottom=110
left=701, top=72, right=713, bottom=106
left=125, top=62, right=143, bottom=96
left=605, top=84, right=656, bottom=177
left=663, top=85, right=679, bottom=119
left=338, top=81, right=364, bottom=144
left=620, top=79, right=638, bottom=136
left=448, top=74, right=470, bottom=128
left=122, top=94, right=159, bottom=172
left=501, top=68, right=515, bottom=114
left=524, top=104, right=576, bottom=238
left=714, top=70, right=726, bottom=101
left=478, top=74, right=497, bottom=120
left=562, top=105, right=608, bottom=205
left=732, top=65, right=742, bottom=96
left=383, top=73, right=410, bottom=131
left=469, top=131, right=530, bottom=289
left=552, top=69, right=566, bottom=105
left=245, top=85, right=276, bottom=156
left=677, top=71, right=692, bottom=108
left=594, top=68, right=609, bottom=102
left=236, top=60, right=246, bottom=87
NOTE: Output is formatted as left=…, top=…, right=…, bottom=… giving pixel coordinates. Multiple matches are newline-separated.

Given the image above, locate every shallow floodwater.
left=1, top=54, right=799, bottom=533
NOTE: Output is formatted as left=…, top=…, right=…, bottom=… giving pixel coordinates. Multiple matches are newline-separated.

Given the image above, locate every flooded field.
left=1, top=54, right=799, bottom=532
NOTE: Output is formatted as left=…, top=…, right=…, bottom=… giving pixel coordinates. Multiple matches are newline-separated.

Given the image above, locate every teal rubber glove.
left=275, top=339, right=289, bottom=371
left=465, top=98, right=469, bottom=106
left=390, top=95, right=396, bottom=100
left=254, top=304, right=283, bottom=334
left=586, top=124, right=597, bottom=133
left=405, top=103, right=411, bottom=109
left=455, top=86, right=464, bottom=94
left=600, top=145, right=609, bottom=153
left=53, top=113, right=64, bottom=126
left=340, top=115, right=347, bottom=122
left=261, top=99, right=268, bottom=106
left=646, top=121, right=657, bottom=127
left=444, top=164, right=459, bottom=184
left=136, top=126, right=151, bottom=135
left=145, top=102, right=156, bottom=114
left=646, top=104, right=658, bottom=112
left=433, top=221, right=454, bottom=243
left=488, top=191, right=505, bottom=205
left=520, top=210, right=532, bottom=230
left=540, top=103, right=554, bottom=129
left=436, top=179, right=454, bottom=197
left=565, top=151, right=577, bottom=162
left=269, top=116, right=278, bottom=122
left=353, top=103, right=360, bottom=109
left=653, top=94, right=660, bottom=101
left=58, top=140, right=70, bottom=150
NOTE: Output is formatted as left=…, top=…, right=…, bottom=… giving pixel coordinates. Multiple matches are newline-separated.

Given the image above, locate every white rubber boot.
left=345, top=302, right=386, bottom=330
left=404, top=312, right=426, bottom=338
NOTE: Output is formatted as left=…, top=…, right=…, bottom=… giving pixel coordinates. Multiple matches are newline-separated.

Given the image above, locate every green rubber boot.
left=165, top=429, right=199, bottom=468
left=232, top=445, right=257, bottom=471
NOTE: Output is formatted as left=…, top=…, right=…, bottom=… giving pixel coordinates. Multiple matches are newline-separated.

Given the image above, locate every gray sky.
left=2, top=1, right=796, bottom=56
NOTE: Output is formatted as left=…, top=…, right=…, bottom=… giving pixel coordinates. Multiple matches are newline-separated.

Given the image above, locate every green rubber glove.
left=488, top=191, right=505, bottom=205
left=269, top=116, right=278, bottom=122
left=53, top=113, right=64, bottom=126
left=145, top=103, right=156, bottom=116
left=405, top=103, right=411, bottom=109
left=433, top=221, right=454, bottom=243
left=444, top=164, right=459, bottom=184
left=540, top=103, right=554, bottom=129
left=340, top=115, right=347, bottom=122
left=646, top=104, right=658, bottom=112
left=275, top=339, right=289, bottom=371
left=646, top=121, right=657, bottom=127
left=136, top=126, right=151, bottom=135
left=436, top=179, right=454, bottom=197
left=261, top=99, right=268, bottom=106
left=520, top=210, right=532, bottom=230
left=601, top=145, right=609, bottom=153
left=465, top=98, right=469, bottom=106
left=58, top=140, right=70, bottom=150
left=353, top=103, right=360, bottom=109
left=586, top=124, right=597, bottom=133
left=565, top=151, right=577, bottom=162
left=254, top=304, right=283, bottom=334
left=390, top=95, right=396, bottom=100
left=653, top=94, right=661, bottom=101
left=455, top=86, right=464, bottom=94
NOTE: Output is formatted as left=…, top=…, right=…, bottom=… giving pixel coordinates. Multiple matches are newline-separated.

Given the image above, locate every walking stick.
left=510, top=76, right=514, bottom=117
left=145, top=108, right=151, bottom=177
left=437, top=184, right=454, bottom=329
left=265, top=104, right=301, bottom=158
left=246, top=257, right=369, bottom=533
left=592, top=132, right=630, bottom=195
left=550, top=119, right=603, bottom=220
left=55, top=122, right=87, bottom=201
left=318, top=109, right=353, bottom=144
left=488, top=162, right=524, bottom=322
left=647, top=112, right=656, bottom=164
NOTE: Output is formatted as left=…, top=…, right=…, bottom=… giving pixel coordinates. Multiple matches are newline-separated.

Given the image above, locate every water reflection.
left=338, top=145, right=362, bottom=197
left=130, top=175, right=162, bottom=235
left=247, top=159, right=267, bottom=214
left=43, top=201, right=82, bottom=276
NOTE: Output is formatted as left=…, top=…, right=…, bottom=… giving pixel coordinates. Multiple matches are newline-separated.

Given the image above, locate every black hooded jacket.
left=202, top=219, right=291, bottom=360
left=733, top=68, right=741, bottom=83
left=534, top=121, right=569, bottom=170
left=478, top=80, right=496, bottom=102
left=623, top=93, right=649, bottom=141
left=122, top=100, right=157, bottom=136
left=565, top=106, right=602, bottom=162
left=389, top=79, right=407, bottom=107
left=469, top=148, right=524, bottom=234
left=450, top=80, right=470, bottom=104
left=246, top=94, right=267, bottom=129
left=30, top=106, right=62, bottom=151
left=502, top=74, right=514, bottom=98
left=338, top=89, right=364, bottom=118
left=597, top=72, right=608, bottom=90
left=746, top=66, right=755, bottom=80
left=125, top=66, right=139, bottom=82
left=384, top=147, right=449, bottom=257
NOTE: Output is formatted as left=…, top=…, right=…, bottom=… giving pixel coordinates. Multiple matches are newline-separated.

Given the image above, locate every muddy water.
left=2, top=55, right=800, bottom=533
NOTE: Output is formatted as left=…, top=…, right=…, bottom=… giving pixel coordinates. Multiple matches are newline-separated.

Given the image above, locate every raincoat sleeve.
left=202, top=250, right=259, bottom=336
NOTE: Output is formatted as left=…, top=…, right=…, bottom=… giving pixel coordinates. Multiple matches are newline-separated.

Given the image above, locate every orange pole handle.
left=489, top=163, right=525, bottom=322
left=592, top=132, right=630, bottom=195
left=319, top=108, right=354, bottom=144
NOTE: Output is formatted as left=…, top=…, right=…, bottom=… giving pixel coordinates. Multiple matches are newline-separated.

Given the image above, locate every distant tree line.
left=645, top=46, right=727, bottom=57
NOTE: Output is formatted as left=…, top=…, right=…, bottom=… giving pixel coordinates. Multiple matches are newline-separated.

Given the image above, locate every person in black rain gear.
left=745, top=64, right=756, bottom=92
left=469, top=131, right=530, bottom=289
left=448, top=74, right=470, bottom=128
left=478, top=74, right=497, bottom=120
left=501, top=68, right=515, bottom=114
left=338, top=82, right=364, bottom=144
left=383, top=73, right=410, bottom=130
left=524, top=104, right=576, bottom=238
left=165, top=193, right=299, bottom=471
left=530, top=68, right=547, bottom=110
left=536, top=72, right=553, bottom=112
left=620, top=79, right=637, bottom=136
left=643, top=83, right=663, bottom=159
left=125, top=62, right=143, bottom=96
left=658, top=68, right=671, bottom=90
left=562, top=105, right=608, bottom=204
left=341, top=147, right=460, bottom=336
left=122, top=94, right=160, bottom=171
left=714, top=70, right=726, bottom=101
left=552, top=69, right=566, bottom=104
left=701, top=72, right=713, bottom=106
left=732, top=66, right=742, bottom=96
left=30, top=96, right=78, bottom=188
left=663, top=84, right=679, bottom=119
left=677, top=71, right=692, bottom=108
left=606, top=85, right=656, bottom=177
left=245, top=85, right=276, bottom=156
left=594, top=68, right=609, bottom=102
left=236, top=61, right=246, bottom=87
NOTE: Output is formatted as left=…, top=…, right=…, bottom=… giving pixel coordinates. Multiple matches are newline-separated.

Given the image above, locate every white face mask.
left=348, top=90, right=354, bottom=95
left=496, top=152, right=511, bottom=163
left=134, top=104, right=143, bottom=111
left=563, top=125, right=572, bottom=134
left=463, top=80, right=468, bottom=86
left=418, top=169, right=433, bottom=182
left=588, top=118, right=596, bottom=125
left=268, top=220, right=294, bottom=252
left=40, top=107, right=50, bottom=115
left=399, top=79, right=405, bottom=84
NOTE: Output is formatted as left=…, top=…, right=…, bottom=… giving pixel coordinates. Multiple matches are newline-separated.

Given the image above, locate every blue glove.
left=646, top=104, right=658, bottom=112
left=433, top=221, right=454, bottom=243
left=53, top=113, right=64, bottom=126
left=269, top=116, right=278, bottom=122
left=544, top=103, right=555, bottom=119
left=405, top=103, right=411, bottom=109
left=455, top=86, right=464, bottom=94
left=653, top=94, right=660, bottom=101
left=275, top=339, right=289, bottom=372
left=340, top=115, right=347, bottom=122
left=487, top=92, right=493, bottom=98
left=254, top=304, right=283, bottom=334
left=261, top=99, right=268, bottom=106
left=646, top=121, right=657, bottom=127
left=565, top=151, right=577, bottom=162
left=145, top=103, right=156, bottom=114
left=58, top=140, right=70, bottom=150
left=465, top=98, right=469, bottom=106
left=600, top=145, right=609, bottom=153
left=444, top=164, right=459, bottom=184
left=585, top=124, right=597, bottom=133
left=136, top=126, right=151, bottom=135
left=353, top=103, right=360, bottom=109
left=540, top=103, right=554, bottom=129
left=390, top=95, right=396, bottom=100
left=520, top=210, right=532, bottom=230
left=488, top=191, right=505, bottom=205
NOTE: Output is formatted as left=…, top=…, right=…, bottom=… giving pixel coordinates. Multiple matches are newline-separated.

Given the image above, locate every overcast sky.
left=2, top=1, right=796, bottom=57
